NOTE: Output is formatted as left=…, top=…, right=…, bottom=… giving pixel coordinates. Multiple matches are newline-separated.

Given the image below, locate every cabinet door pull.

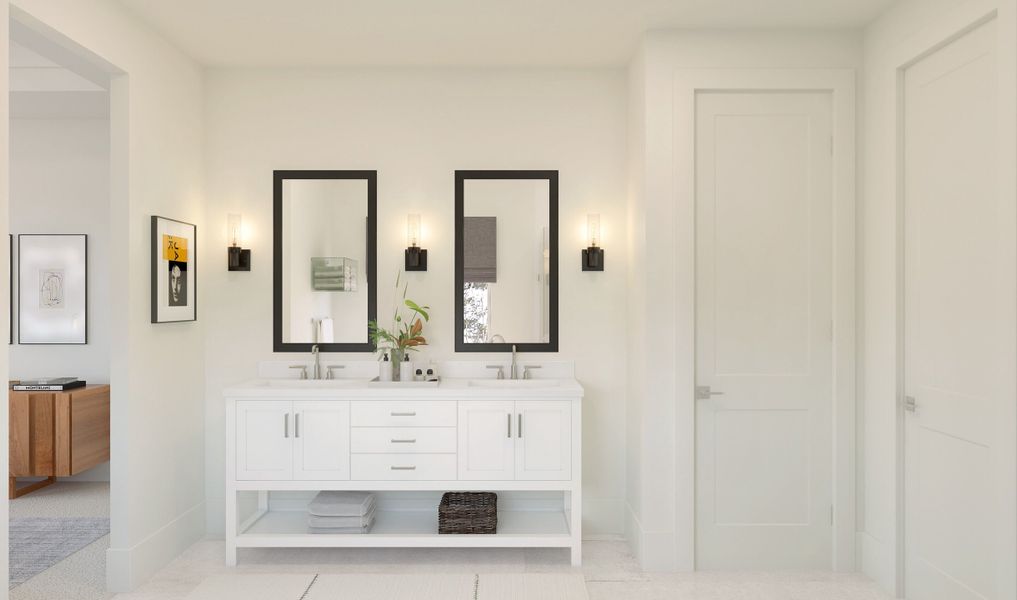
left=390, top=465, right=417, bottom=471
left=507, top=413, right=512, bottom=438
left=391, top=438, right=416, bottom=444
left=284, top=413, right=289, bottom=438
left=295, top=413, right=300, bottom=438
left=518, top=413, right=523, bottom=438
left=391, top=411, right=416, bottom=417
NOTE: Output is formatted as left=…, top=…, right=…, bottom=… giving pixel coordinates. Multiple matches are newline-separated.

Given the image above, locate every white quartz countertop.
left=223, top=377, right=584, bottom=399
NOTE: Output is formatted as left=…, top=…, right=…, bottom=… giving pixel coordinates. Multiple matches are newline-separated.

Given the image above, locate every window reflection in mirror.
left=455, top=171, right=557, bottom=352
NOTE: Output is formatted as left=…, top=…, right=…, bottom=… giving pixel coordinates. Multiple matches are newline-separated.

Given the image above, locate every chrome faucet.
left=311, top=344, right=321, bottom=380
left=510, top=344, right=518, bottom=380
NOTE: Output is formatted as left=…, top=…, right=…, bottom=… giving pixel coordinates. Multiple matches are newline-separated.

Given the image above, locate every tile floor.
left=111, top=539, right=894, bottom=600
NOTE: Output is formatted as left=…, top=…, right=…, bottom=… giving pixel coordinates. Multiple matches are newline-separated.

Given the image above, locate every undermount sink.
left=254, top=378, right=371, bottom=388
left=467, top=379, right=561, bottom=389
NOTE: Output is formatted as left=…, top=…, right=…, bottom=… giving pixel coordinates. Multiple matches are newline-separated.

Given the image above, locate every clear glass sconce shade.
left=407, top=213, right=421, bottom=247
left=227, top=213, right=243, bottom=247
left=587, top=214, right=601, bottom=247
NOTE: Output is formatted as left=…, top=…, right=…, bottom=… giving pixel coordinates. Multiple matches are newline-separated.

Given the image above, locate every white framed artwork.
left=151, top=215, right=197, bottom=323
left=18, top=234, right=88, bottom=344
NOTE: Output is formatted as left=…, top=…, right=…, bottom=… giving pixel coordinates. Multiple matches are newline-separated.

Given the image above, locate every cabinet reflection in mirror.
left=273, top=170, right=377, bottom=352
left=454, top=170, right=558, bottom=352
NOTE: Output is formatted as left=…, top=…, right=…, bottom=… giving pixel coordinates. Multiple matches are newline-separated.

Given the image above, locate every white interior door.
left=695, top=91, right=834, bottom=569
left=236, top=400, right=293, bottom=481
left=458, top=400, right=515, bottom=480
left=293, top=400, right=350, bottom=480
left=903, top=19, right=1006, bottom=600
left=515, top=400, right=571, bottom=481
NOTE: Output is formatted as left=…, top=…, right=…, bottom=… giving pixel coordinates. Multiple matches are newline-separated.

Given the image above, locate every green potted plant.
left=369, top=273, right=430, bottom=380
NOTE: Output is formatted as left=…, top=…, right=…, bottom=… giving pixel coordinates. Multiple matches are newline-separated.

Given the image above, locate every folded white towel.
left=308, top=505, right=376, bottom=529
left=308, top=491, right=376, bottom=517
left=308, top=519, right=374, bottom=535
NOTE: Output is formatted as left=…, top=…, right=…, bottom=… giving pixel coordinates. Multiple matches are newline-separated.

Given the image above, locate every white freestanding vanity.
left=224, top=369, right=583, bottom=566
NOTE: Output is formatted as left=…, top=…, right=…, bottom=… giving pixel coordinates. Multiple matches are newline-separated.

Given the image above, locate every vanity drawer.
left=351, top=401, right=456, bottom=427
left=351, top=454, right=457, bottom=480
left=351, top=427, right=457, bottom=454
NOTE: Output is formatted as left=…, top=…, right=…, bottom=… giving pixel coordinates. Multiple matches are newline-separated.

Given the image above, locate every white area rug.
left=184, top=573, right=589, bottom=600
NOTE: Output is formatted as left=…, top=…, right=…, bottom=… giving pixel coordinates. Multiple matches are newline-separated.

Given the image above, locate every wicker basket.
left=438, top=492, right=497, bottom=534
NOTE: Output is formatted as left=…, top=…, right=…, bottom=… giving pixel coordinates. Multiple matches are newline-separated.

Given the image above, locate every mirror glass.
left=274, top=171, right=377, bottom=352
left=455, top=170, right=558, bottom=352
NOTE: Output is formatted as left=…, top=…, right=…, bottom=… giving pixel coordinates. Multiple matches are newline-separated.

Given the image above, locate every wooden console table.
left=9, top=384, right=110, bottom=498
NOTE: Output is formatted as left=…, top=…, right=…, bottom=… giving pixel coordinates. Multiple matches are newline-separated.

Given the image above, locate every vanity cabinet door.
left=293, top=401, right=350, bottom=481
left=236, top=400, right=293, bottom=480
left=458, top=401, right=515, bottom=480
left=514, top=400, right=571, bottom=481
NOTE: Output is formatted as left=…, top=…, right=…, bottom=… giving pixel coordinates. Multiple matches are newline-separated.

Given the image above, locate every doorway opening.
left=7, top=15, right=119, bottom=600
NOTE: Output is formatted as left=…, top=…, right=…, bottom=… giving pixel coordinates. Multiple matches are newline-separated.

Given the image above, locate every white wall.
left=9, top=116, right=111, bottom=481
left=625, top=30, right=862, bottom=571
left=9, top=0, right=206, bottom=591
left=859, top=0, right=1017, bottom=595
left=203, top=68, right=629, bottom=536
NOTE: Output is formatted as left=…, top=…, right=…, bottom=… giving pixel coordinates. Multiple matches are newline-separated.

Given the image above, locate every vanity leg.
left=569, top=488, right=582, bottom=567
left=225, top=489, right=238, bottom=567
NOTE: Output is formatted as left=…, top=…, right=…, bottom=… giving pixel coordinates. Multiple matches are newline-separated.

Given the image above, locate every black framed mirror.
left=274, top=170, right=377, bottom=352
left=455, top=170, right=558, bottom=352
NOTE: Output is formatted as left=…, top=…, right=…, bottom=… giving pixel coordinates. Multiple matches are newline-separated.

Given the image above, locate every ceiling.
left=115, top=0, right=897, bottom=68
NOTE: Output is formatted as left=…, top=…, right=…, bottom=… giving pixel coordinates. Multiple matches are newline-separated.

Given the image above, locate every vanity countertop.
left=223, top=377, right=584, bottom=399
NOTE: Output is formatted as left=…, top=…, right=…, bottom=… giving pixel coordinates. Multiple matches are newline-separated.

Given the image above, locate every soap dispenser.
left=399, top=354, right=413, bottom=382
left=378, top=352, right=393, bottom=382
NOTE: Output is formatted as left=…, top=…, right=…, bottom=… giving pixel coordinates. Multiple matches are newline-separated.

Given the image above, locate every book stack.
left=307, top=491, right=376, bottom=534
left=11, top=377, right=86, bottom=391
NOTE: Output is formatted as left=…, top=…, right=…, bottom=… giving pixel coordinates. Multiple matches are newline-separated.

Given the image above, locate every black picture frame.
left=151, top=216, right=198, bottom=324
left=454, top=169, right=559, bottom=353
left=273, top=170, right=378, bottom=353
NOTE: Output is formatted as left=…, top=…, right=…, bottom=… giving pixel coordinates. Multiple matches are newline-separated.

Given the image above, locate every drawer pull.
left=507, top=413, right=512, bottom=438
left=391, top=438, right=416, bottom=444
left=390, top=411, right=417, bottom=417
left=390, top=465, right=417, bottom=471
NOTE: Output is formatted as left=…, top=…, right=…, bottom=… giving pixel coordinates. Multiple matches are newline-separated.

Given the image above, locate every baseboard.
left=624, top=501, right=677, bottom=571
left=106, top=500, right=205, bottom=592
left=857, top=531, right=897, bottom=597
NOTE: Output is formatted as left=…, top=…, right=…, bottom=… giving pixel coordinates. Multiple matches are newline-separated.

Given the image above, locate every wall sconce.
left=405, top=213, right=427, bottom=271
left=582, top=213, right=604, bottom=271
left=227, top=213, right=251, bottom=271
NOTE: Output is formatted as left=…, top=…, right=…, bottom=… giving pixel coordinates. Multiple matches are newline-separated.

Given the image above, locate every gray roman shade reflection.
left=463, top=216, right=497, bottom=283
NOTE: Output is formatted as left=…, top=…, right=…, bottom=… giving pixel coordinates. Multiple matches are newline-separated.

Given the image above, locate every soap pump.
left=378, top=351, right=393, bottom=382
left=399, top=354, right=413, bottom=382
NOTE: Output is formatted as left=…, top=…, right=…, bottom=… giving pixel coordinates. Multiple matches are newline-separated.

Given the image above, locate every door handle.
left=695, top=385, right=725, bottom=400
left=904, top=396, right=917, bottom=413
left=518, top=413, right=523, bottom=438
left=284, top=413, right=289, bottom=438
left=294, top=413, right=300, bottom=438
left=507, top=413, right=512, bottom=438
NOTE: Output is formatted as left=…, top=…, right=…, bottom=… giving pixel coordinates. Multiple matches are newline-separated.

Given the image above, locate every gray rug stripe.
left=9, top=517, right=110, bottom=588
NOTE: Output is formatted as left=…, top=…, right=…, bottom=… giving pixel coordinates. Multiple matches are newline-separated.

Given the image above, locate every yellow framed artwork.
left=151, top=215, right=197, bottom=323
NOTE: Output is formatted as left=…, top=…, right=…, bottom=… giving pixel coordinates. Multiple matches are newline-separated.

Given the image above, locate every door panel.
left=458, top=400, right=515, bottom=480
left=695, top=91, right=834, bottom=569
left=904, top=20, right=1000, bottom=600
left=515, top=400, right=570, bottom=481
left=293, top=401, right=350, bottom=480
left=236, top=400, right=292, bottom=481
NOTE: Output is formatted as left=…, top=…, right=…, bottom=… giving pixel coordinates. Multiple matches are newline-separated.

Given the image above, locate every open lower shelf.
left=237, top=509, right=573, bottom=548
